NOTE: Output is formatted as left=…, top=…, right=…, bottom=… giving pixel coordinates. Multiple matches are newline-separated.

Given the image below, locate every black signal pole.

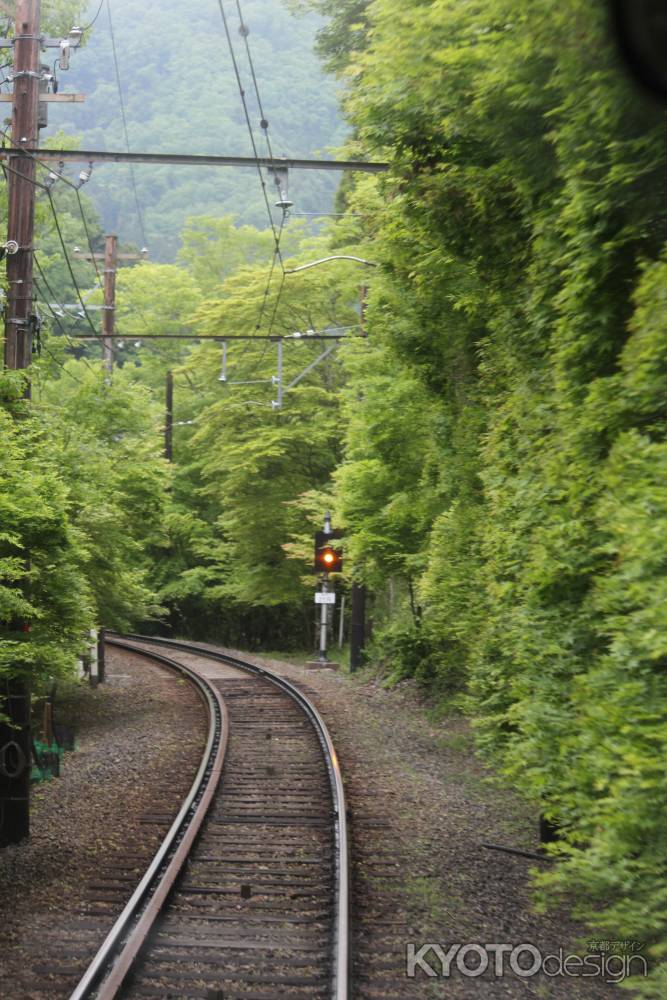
left=0, top=0, right=41, bottom=848
left=317, top=512, right=332, bottom=663
left=309, top=513, right=343, bottom=670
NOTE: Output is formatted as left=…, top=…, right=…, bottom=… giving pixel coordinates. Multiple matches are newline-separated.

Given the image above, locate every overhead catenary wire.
left=81, top=0, right=105, bottom=33
left=214, top=0, right=290, bottom=398
left=74, top=188, right=103, bottom=284
left=234, top=0, right=276, bottom=164
left=216, top=0, right=288, bottom=353
left=38, top=341, right=86, bottom=384
left=105, top=0, right=148, bottom=249
left=32, top=261, right=100, bottom=376
left=44, top=189, right=103, bottom=341
left=216, top=0, right=283, bottom=246
left=254, top=211, right=286, bottom=333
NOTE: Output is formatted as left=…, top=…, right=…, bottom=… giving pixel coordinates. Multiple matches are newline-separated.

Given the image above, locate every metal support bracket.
left=286, top=343, right=337, bottom=391
left=271, top=337, right=284, bottom=409
left=218, top=340, right=228, bottom=382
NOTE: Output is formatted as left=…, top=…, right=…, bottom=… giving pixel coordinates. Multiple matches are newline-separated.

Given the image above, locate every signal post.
left=307, top=513, right=343, bottom=670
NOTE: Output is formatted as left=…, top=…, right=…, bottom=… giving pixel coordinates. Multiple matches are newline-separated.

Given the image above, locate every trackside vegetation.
left=301, top=0, right=667, bottom=993
left=1, top=0, right=666, bottom=992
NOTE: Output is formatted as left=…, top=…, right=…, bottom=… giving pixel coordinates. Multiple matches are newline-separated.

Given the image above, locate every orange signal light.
left=314, top=532, right=343, bottom=573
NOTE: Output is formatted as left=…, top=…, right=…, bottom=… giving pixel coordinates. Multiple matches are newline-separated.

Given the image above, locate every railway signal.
left=314, top=532, right=343, bottom=574
left=311, top=514, right=343, bottom=668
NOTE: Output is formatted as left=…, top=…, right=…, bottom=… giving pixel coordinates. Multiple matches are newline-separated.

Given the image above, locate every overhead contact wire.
left=74, top=189, right=102, bottom=284
left=81, top=0, right=105, bottom=33
left=106, top=0, right=148, bottom=249
left=33, top=257, right=99, bottom=375
left=44, top=189, right=102, bottom=340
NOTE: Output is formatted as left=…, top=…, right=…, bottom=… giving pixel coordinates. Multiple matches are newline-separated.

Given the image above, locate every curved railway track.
left=69, top=634, right=350, bottom=1000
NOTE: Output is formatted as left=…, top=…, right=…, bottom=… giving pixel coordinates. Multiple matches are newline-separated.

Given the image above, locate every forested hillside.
left=2, top=0, right=667, bottom=993
left=47, top=0, right=347, bottom=259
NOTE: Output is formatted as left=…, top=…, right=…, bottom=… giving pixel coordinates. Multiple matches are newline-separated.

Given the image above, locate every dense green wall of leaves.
left=311, top=0, right=667, bottom=990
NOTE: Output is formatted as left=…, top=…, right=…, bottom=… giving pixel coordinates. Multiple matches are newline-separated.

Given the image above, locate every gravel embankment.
left=0, top=648, right=206, bottom=1000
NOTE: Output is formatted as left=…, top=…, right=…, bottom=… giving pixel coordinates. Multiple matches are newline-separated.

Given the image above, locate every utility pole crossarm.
left=0, top=93, right=84, bottom=102
left=10, top=149, right=390, bottom=173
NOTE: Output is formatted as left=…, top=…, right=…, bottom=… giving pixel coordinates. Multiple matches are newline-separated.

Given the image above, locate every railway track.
left=69, top=634, right=350, bottom=1000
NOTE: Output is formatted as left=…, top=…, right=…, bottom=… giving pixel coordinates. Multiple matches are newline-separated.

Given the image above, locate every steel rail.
left=68, top=637, right=229, bottom=1000
left=118, top=632, right=351, bottom=1000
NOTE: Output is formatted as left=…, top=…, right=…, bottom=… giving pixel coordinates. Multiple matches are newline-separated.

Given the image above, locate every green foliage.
left=177, top=216, right=278, bottom=296
left=0, top=387, right=93, bottom=684
left=37, top=359, right=169, bottom=630
left=322, top=0, right=667, bottom=988
left=286, top=0, right=371, bottom=74
left=0, top=353, right=168, bottom=688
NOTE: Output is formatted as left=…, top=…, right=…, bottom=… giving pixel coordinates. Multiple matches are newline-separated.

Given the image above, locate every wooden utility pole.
left=74, top=239, right=146, bottom=374
left=102, top=234, right=117, bottom=375
left=4, top=0, right=40, bottom=373
left=0, top=0, right=41, bottom=849
left=165, top=370, right=173, bottom=461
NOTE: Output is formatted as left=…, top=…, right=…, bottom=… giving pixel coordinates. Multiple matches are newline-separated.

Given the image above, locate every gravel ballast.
left=0, top=648, right=206, bottom=1000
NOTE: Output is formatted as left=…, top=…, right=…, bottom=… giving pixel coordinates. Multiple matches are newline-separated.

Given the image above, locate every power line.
left=32, top=262, right=99, bottom=376
left=75, top=188, right=102, bottom=283
left=105, top=0, right=148, bottom=248
left=44, top=189, right=102, bottom=340
left=0, top=126, right=87, bottom=199
left=81, top=0, right=105, bottom=33
left=39, top=342, right=86, bottom=384
left=216, top=0, right=283, bottom=247
left=1, top=126, right=107, bottom=298
left=234, top=0, right=276, bottom=163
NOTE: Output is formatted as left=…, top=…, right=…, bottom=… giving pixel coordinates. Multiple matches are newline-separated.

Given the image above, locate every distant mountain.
left=46, top=0, right=347, bottom=260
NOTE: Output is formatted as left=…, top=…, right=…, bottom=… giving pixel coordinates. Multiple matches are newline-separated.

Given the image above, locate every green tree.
left=322, top=0, right=667, bottom=988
